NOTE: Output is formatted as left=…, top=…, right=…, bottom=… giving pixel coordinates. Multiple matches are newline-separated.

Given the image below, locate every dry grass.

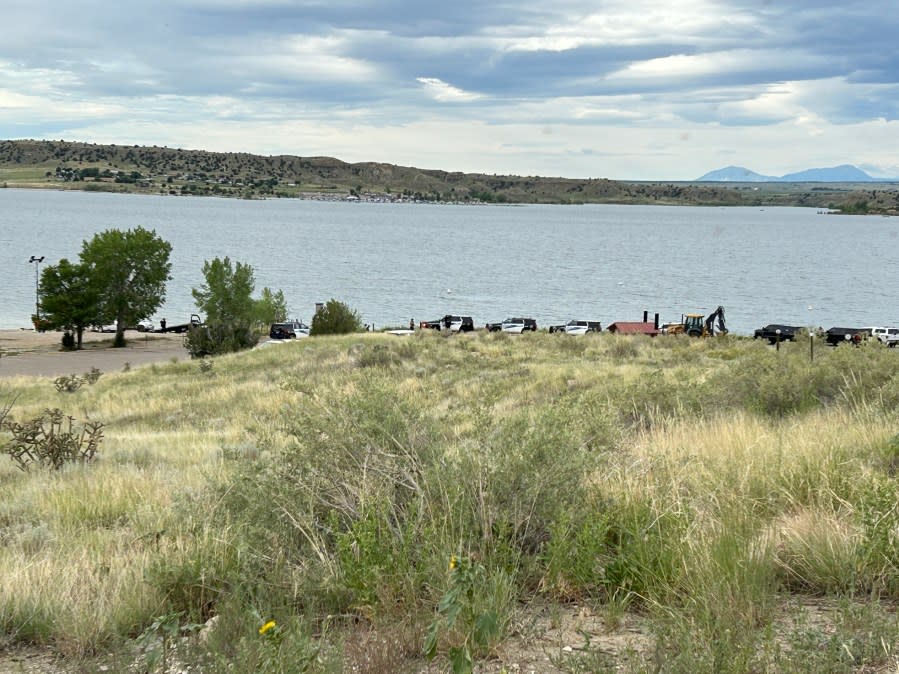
left=0, top=331, right=898, bottom=671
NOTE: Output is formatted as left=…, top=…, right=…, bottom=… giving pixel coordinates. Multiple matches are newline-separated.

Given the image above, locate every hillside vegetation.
left=2, top=139, right=898, bottom=213
left=2, top=331, right=899, bottom=672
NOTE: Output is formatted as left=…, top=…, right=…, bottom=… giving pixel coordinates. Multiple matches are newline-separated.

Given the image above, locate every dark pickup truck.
left=753, top=324, right=802, bottom=344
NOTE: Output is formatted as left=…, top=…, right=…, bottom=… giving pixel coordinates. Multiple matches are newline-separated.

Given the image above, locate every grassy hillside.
left=2, top=331, right=899, bottom=672
left=3, top=139, right=898, bottom=213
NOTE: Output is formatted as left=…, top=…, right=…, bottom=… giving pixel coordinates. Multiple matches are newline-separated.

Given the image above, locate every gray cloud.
left=2, top=0, right=899, bottom=178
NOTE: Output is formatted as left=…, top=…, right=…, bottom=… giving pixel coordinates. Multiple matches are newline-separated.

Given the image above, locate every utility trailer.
left=157, top=314, right=203, bottom=333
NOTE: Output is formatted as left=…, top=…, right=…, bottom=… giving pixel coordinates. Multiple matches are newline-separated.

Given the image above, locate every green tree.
left=254, top=287, right=288, bottom=326
left=310, top=299, right=363, bottom=335
left=79, top=227, right=172, bottom=347
left=191, top=257, right=256, bottom=324
left=38, top=259, right=100, bottom=349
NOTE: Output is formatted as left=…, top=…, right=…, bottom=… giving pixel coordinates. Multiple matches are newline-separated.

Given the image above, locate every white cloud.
left=493, top=0, right=760, bottom=52
left=416, top=77, right=482, bottom=102
left=604, top=49, right=827, bottom=84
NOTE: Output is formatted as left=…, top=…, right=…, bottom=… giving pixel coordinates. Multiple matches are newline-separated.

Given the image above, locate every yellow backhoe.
left=663, top=306, right=727, bottom=337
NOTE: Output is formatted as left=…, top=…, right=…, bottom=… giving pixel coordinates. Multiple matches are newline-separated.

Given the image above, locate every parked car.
left=862, top=326, right=899, bottom=347
left=753, top=324, right=802, bottom=344
left=549, top=320, right=602, bottom=335
left=420, top=315, right=475, bottom=332
left=96, top=321, right=154, bottom=333
left=419, top=318, right=443, bottom=331
left=485, top=317, right=537, bottom=334
left=824, top=327, right=869, bottom=346
left=269, top=320, right=310, bottom=339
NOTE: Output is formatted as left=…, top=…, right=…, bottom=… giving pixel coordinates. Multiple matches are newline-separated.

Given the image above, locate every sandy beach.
left=0, top=329, right=189, bottom=378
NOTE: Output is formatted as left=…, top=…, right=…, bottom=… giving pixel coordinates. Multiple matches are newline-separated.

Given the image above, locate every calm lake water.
left=1, top=188, right=896, bottom=334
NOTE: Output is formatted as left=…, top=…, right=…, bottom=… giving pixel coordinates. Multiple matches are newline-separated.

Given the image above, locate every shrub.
left=1, top=408, right=104, bottom=470
left=83, top=367, right=102, bottom=385
left=310, top=299, right=362, bottom=335
left=184, top=322, right=258, bottom=358
left=355, top=344, right=400, bottom=368
left=54, top=374, right=84, bottom=393
left=53, top=368, right=103, bottom=392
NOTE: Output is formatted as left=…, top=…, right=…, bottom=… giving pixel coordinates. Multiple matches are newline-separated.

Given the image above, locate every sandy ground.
left=0, top=329, right=189, bottom=378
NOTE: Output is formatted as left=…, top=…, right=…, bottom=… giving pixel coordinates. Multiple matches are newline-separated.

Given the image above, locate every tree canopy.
left=253, top=287, right=288, bottom=326
left=189, top=257, right=289, bottom=356
left=191, top=257, right=257, bottom=325
left=38, top=258, right=100, bottom=349
left=79, top=227, right=172, bottom=347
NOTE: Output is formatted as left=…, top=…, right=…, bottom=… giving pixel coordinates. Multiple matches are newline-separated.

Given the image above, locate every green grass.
left=1, top=332, right=898, bottom=671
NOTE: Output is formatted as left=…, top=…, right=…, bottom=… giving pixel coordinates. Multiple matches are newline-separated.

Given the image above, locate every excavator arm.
left=704, top=306, right=727, bottom=335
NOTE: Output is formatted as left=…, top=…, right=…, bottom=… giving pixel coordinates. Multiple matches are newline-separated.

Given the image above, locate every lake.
left=1, top=188, right=896, bottom=334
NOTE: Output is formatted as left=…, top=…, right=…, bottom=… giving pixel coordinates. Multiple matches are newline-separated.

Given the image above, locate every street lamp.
left=28, top=255, right=44, bottom=326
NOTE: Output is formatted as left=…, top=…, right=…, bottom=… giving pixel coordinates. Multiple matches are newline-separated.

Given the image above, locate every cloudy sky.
left=2, top=0, right=898, bottom=180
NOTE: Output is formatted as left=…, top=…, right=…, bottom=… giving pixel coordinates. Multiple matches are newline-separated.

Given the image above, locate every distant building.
left=607, top=321, right=660, bottom=336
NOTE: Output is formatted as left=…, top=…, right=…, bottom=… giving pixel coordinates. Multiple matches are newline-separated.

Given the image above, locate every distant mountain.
left=697, top=164, right=877, bottom=182
left=779, top=165, right=874, bottom=182
left=695, top=166, right=774, bottom=182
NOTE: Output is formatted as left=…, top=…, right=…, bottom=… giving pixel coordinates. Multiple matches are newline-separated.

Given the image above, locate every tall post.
left=28, top=255, right=44, bottom=323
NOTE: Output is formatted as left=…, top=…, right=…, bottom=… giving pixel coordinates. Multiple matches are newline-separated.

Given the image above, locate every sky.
left=2, top=0, right=898, bottom=181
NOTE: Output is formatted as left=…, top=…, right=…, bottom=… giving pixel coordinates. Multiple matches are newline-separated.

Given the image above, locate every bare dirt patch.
left=0, top=329, right=188, bottom=379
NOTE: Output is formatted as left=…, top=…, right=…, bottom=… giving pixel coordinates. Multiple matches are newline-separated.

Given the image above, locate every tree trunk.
left=76, top=326, right=84, bottom=349
left=114, top=315, right=127, bottom=348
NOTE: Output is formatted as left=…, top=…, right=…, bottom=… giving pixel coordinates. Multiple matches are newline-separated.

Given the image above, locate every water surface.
left=1, top=189, right=896, bottom=334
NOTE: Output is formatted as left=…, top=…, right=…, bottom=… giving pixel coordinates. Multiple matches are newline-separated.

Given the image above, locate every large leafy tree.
left=253, top=287, right=289, bottom=326
left=80, top=227, right=172, bottom=347
left=191, top=257, right=257, bottom=324
left=38, top=258, right=100, bottom=349
left=189, top=257, right=290, bottom=356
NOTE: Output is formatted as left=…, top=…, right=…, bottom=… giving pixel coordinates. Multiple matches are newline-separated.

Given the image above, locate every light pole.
left=28, top=255, right=44, bottom=326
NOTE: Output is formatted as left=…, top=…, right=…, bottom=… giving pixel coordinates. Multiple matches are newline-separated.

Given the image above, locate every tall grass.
left=1, top=332, right=898, bottom=670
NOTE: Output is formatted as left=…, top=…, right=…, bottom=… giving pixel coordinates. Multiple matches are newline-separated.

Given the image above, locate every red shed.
left=607, top=321, right=660, bottom=336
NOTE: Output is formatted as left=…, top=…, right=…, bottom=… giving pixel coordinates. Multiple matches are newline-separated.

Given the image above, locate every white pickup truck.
left=863, top=326, right=899, bottom=347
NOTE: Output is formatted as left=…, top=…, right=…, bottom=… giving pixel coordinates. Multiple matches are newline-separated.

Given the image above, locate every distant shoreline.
left=4, top=139, right=898, bottom=213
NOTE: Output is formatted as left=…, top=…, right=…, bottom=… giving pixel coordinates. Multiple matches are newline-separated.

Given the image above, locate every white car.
left=862, top=326, right=899, bottom=347
left=269, top=321, right=310, bottom=339
left=420, top=315, right=475, bottom=332
left=549, top=320, right=602, bottom=335
left=486, top=317, right=538, bottom=334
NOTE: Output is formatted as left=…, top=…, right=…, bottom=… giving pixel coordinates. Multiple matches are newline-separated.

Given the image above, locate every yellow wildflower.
left=449, top=555, right=458, bottom=571
left=259, top=620, right=277, bottom=635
